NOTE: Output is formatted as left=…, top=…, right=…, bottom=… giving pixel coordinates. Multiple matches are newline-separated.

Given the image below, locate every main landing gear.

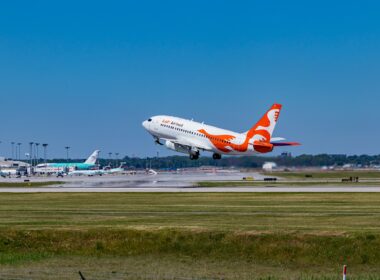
left=213, top=153, right=222, bottom=160
left=189, top=147, right=200, bottom=160
left=189, top=153, right=221, bottom=160
left=189, top=153, right=199, bottom=160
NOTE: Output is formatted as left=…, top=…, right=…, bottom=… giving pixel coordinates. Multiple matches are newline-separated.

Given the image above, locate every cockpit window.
left=148, top=118, right=152, bottom=122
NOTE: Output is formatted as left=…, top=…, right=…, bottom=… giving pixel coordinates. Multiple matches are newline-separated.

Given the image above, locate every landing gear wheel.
left=190, top=154, right=199, bottom=160
left=213, top=153, right=222, bottom=160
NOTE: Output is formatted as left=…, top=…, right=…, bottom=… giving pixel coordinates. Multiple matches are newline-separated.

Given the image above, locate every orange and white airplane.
left=142, top=104, right=300, bottom=160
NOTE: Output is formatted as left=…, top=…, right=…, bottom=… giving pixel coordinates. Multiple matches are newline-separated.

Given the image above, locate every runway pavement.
left=1, top=172, right=380, bottom=192
left=1, top=186, right=380, bottom=193
left=0, top=171, right=262, bottom=188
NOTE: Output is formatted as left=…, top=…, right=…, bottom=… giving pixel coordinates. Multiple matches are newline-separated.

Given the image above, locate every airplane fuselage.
left=143, top=116, right=261, bottom=157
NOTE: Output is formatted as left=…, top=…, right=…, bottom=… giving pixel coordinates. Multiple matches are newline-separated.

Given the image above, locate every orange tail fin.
left=247, top=104, right=282, bottom=143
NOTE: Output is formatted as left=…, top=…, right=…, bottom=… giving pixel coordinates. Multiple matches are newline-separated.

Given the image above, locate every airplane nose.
left=142, top=120, right=150, bottom=130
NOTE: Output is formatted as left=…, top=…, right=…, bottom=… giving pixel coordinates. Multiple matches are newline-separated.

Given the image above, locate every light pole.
left=11, top=142, right=15, bottom=159
left=108, top=152, right=112, bottom=167
left=115, top=153, right=119, bottom=167
left=29, top=142, right=34, bottom=170
left=17, top=143, right=22, bottom=160
left=65, top=146, right=70, bottom=163
left=32, top=143, right=36, bottom=166
left=42, top=144, right=48, bottom=165
left=35, top=143, right=40, bottom=164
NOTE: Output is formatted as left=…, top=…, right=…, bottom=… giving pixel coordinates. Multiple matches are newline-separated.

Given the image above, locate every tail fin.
left=84, top=150, right=100, bottom=165
left=248, top=104, right=282, bottom=143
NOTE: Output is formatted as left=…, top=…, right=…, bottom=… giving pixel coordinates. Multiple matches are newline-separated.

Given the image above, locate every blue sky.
left=1, top=1, right=379, bottom=158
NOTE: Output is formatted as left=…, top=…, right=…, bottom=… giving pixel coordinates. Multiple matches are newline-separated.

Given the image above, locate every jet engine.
left=165, top=140, right=189, bottom=154
left=165, top=140, right=199, bottom=158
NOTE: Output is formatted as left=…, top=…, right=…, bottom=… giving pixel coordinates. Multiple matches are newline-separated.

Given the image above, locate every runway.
left=0, top=171, right=262, bottom=188
left=1, top=172, right=380, bottom=193
left=1, top=186, right=380, bottom=193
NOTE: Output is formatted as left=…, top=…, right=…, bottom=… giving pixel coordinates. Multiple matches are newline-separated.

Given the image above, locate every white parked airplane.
left=142, top=104, right=299, bottom=160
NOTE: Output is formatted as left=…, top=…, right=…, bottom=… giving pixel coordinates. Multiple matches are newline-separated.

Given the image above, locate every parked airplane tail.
left=84, top=150, right=100, bottom=165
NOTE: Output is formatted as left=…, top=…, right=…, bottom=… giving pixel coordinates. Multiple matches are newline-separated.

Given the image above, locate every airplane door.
left=153, top=120, right=159, bottom=132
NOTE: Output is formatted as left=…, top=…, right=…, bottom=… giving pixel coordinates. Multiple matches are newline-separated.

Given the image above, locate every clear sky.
left=1, top=1, right=379, bottom=158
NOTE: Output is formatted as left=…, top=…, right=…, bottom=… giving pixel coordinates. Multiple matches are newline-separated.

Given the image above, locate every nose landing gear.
left=154, top=137, right=163, bottom=145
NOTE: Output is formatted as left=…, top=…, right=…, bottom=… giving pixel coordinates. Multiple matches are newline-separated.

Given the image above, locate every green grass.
left=1, top=192, right=380, bottom=279
left=197, top=181, right=380, bottom=187
left=264, top=171, right=380, bottom=179
left=3, top=256, right=378, bottom=280
left=2, top=192, right=380, bottom=233
left=198, top=171, right=380, bottom=187
left=0, top=181, right=64, bottom=187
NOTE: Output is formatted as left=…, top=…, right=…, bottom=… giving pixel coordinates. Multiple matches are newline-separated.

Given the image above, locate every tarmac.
left=1, top=171, right=380, bottom=192
left=0, top=171, right=256, bottom=187
left=1, top=186, right=380, bottom=193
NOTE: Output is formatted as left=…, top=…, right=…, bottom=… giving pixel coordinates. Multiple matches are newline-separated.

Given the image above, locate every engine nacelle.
left=165, top=140, right=189, bottom=154
left=165, top=140, right=176, bottom=151
left=165, top=140, right=199, bottom=156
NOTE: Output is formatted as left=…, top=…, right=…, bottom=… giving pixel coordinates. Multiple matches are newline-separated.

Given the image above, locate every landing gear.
left=154, top=137, right=163, bottom=145
left=189, top=153, right=199, bottom=160
left=189, top=154, right=199, bottom=160
left=189, top=147, right=200, bottom=160
left=213, top=153, right=222, bottom=160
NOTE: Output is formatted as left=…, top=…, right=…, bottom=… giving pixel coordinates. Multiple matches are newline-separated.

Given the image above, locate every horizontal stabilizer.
left=271, top=142, right=301, bottom=147
left=250, top=141, right=274, bottom=153
left=271, top=137, right=286, bottom=142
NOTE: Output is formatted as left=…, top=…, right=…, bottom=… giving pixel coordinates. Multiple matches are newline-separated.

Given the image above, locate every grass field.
left=197, top=181, right=380, bottom=187
left=264, top=170, right=380, bottom=180
left=198, top=170, right=380, bottom=187
left=0, top=181, right=63, bottom=187
left=1, top=192, right=380, bottom=279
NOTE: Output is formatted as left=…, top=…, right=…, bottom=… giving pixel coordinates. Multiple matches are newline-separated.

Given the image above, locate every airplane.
left=67, top=169, right=105, bottom=176
left=34, top=150, right=100, bottom=174
left=142, top=104, right=300, bottom=160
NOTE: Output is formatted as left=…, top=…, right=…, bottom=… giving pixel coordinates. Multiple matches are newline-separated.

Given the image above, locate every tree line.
left=43, top=154, right=380, bottom=169
left=112, top=154, right=380, bottom=169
